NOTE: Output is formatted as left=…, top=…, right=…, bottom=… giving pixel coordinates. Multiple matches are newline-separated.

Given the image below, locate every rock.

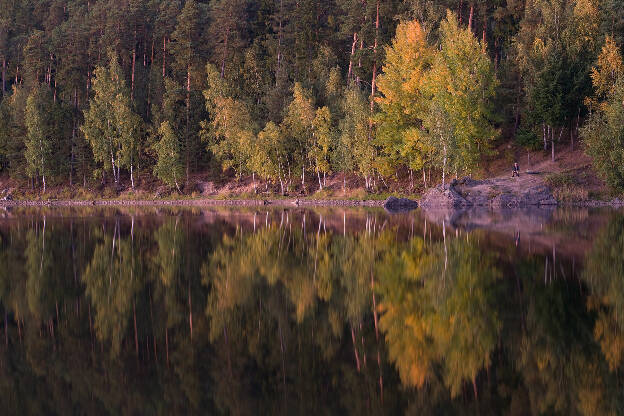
left=384, top=196, right=419, bottom=212
left=197, top=181, right=217, bottom=195
left=419, top=185, right=471, bottom=208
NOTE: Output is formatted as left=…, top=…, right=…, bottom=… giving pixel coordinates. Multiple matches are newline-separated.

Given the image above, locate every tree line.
left=0, top=0, right=623, bottom=193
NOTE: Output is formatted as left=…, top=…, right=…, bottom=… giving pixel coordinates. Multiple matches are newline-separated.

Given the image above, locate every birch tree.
left=25, top=86, right=53, bottom=192
left=81, top=50, right=142, bottom=187
left=153, top=120, right=183, bottom=191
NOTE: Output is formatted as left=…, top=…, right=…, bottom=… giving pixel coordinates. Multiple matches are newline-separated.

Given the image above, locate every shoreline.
left=0, top=197, right=623, bottom=209
left=0, top=198, right=388, bottom=208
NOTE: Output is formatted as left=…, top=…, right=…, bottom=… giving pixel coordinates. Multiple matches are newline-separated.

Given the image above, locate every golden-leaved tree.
left=376, top=11, right=497, bottom=189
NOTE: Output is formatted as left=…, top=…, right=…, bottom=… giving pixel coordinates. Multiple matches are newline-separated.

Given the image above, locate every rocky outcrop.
left=418, top=177, right=557, bottom=209
left=419, top=185, right=471, bottom=208
left=384, top=197, right=419, bottom=212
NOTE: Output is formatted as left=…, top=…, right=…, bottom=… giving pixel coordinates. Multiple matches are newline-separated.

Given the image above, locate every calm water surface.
left=0, top=206, right=622, bottom=415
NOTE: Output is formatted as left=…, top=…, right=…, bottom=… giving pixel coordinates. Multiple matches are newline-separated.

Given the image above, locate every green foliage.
left=337, top=87, right=375, bottom=181
left=0, top=0, right=619, bottom=193
left=24, top=86, right=53, bottom=187
left=81, top=50, right=143, bottom=185
left=201, top=63, right=256, bottom=177
left=581, top=78, right=624, bottom=191
left=377, top=12, right=497, bottom=185
left=153, top=121, right=183, bottom=190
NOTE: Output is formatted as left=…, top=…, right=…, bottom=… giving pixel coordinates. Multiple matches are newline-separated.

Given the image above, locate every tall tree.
left=24, top=85, right=53, bottom=192
left=81, top=50, right=142, bottom=187
left=170, top=0, right=205, bottom=184
left=153, top=120, right=183, bottom=191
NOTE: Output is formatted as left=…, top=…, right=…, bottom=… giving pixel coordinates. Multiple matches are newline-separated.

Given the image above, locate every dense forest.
left=0, top=0, right=623, bottom=194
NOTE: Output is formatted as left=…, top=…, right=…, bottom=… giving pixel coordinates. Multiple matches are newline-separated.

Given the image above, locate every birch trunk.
left=347, top=32, right=358, bottom=83
left=1, top=56, right=5, bottom=94
left=162, top=36, right=166, bottom=77
left=442, top=144, right=447, bottom=188
left=369, top=0, right=379, bottom=140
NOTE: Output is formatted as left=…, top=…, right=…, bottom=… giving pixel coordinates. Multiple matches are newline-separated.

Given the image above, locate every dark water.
left=0, top=206, right=622, bottom=415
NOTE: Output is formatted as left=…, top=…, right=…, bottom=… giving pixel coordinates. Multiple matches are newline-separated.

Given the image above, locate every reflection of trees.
left=82, top=221, right=147, bottom=356
left=202, top=215, right=390, bottom=414
left=377, top=232, right=502, bottom=398
left=0, top=211, right=623, bottom=414
left=584, top=215, right=624, bottom=371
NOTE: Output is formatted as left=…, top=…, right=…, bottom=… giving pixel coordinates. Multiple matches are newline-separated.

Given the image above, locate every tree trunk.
left=468, top=3, right=474, bottom=31
left=347, top=32, right=358, bottom=83
left=369, top=0, right=379, bottom=141
left=276, top=0, right=283, bottom=78
left=442, top=144, right=447, bottom=188
left=131, top=30, right=136, bottom=99
left=459, top=0, right=463, bottom=24
left=186, top=64, right=191, bottom=185
left=111, top=152, right=117, bottom=183
left=1, top=56, right=5, bottom=94
left=423, top=167, right=427, bottom=188
left=220, top=28, right=230, bottom=79
left=551, top=127, right=555, bottom=162
left=130, top=163, right=135, bottom=189
left=162, top=36, right=166, bottom=77
left=482, top=9, right=487, bottom=47
left=318, top=171, right=322, bottom=190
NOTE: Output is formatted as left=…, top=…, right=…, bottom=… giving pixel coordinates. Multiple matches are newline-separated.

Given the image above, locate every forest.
left=0, top=0, right=623, bottom=194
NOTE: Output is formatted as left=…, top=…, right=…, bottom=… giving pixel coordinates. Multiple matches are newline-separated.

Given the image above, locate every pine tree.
left=170, top=0, right=205, bottom=184
left=208, top=0, right=248, bottom=79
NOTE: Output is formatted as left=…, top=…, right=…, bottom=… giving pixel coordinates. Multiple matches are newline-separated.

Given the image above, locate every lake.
left=0, top=206, right=622, bottom=414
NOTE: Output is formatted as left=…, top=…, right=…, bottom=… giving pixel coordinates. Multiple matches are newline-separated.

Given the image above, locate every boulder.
left=419, top=185, right=471, bottom=208
left=384, top=196, right=419, bottom=212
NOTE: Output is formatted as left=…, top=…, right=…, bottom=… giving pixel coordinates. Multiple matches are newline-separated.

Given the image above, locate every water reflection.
left=0, top=207, right=621, bottom=414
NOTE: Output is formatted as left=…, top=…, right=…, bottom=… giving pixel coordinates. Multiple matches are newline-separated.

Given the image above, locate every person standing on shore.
left=512, top=162, right=520, bottom=177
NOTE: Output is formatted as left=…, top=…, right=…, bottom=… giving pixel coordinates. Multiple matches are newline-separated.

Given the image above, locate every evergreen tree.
left=170, top=0, right=206, bottom=184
